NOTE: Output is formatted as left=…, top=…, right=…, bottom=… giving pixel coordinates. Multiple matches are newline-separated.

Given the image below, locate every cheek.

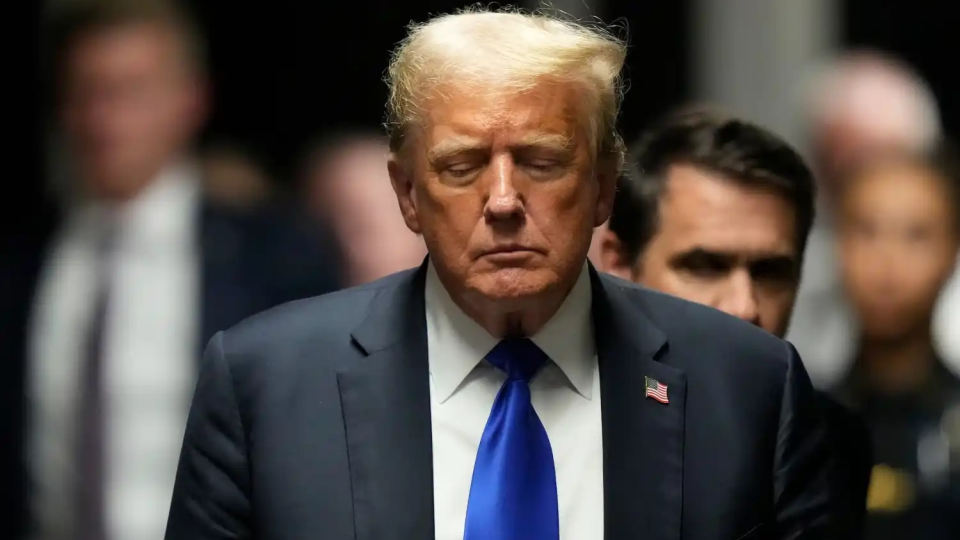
left=900, top=259, right=950, bottom=298
left=636, top=256, right=688, bottom=295
left=530, top=181, right=596, bottom=245
left=759, top=292, right=796, bottom=321
left=840, top=242, right=876, bottom=279
left=417, top=185, right=484, bottom=253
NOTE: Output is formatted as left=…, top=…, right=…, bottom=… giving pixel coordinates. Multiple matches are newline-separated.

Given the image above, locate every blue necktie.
left=464, top=338, right=560, bottom=540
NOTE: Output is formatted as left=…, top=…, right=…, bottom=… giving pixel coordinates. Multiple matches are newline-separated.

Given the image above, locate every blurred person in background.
left=300, top=131, right=426, bottom=286
left=834, top=146, right=960, bottom=540
left=787, top=50, right=960, bottom=386
left=200, top=142, right=275, bottom=210
left=808, top=52, right=941, bottom=204
left=599, top=109, right=872, bottom=537
left=0, top=1, right=341, bottom=539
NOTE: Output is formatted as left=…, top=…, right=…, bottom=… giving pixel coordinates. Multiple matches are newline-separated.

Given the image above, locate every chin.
left=859, top=316, right=913, bottom=342
left=466, top=266, right=559, bottom=303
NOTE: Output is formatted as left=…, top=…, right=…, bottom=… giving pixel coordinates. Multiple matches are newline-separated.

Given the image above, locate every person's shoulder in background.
left=817, top=391, right=872, bottom=535
left=596, top=271, right=835, bottom=534
left=200, top=196, right=345, bottom=303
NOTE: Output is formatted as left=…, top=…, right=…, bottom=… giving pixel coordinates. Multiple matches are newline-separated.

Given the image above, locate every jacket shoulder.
left=213, top=270, right=415, bottom=368
left=606, top=273, right=785, bottom=344
left=598, top=272, right=792, bottom=373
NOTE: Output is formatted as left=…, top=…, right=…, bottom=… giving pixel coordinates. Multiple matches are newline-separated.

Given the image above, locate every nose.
left=483, top=154, right=524, bottom=223
left=718, top=271, right=761, bottom=327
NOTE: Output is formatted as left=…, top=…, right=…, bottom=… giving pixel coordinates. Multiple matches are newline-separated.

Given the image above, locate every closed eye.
left=527, top=160, right=560, bottom=171
left=447, top=163, right=479, bottom=177
left=518, top=156, right=568, bottom=179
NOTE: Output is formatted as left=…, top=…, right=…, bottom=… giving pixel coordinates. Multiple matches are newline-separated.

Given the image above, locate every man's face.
left=838, top=162, right=958, bottom=341
left=61, top=23, right=205, bottom=201
left=389, top=83, right=616, bottom=313
left=609, top=165, right=800, bottom=337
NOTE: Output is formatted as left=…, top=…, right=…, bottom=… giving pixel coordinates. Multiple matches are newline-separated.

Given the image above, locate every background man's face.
left=61, top=23, right=205, bottom=201
left=304, top=139, right=427, bottom=286
left=619, top=165, right=800, bottom=337
left=389, top=83, right=616, bottom=312
left=838, top=162, right=959, bottom=341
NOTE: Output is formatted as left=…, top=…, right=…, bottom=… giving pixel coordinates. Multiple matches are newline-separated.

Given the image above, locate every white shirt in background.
left=28, top=163, right=201, bottom=540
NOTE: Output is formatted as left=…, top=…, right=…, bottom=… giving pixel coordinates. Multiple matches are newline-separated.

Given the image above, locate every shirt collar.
left=425, top=261, right=595, bottom=404
left=72, top=161, right=200, bottom=251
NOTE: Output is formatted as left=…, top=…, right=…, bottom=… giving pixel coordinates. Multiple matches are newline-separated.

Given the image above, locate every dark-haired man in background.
left=0, top=1, right=340, bottom=538
left=599, top=109, right=872, bottom=536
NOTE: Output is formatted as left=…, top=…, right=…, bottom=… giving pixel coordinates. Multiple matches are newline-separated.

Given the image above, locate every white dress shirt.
left=426, top=262, right=604, bottom=540
left=27, top=164, right=200, bottom=540
left=932, top=256, right=960, bottom=370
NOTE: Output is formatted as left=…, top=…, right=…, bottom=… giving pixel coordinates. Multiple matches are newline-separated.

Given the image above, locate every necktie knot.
left=486, top=338, right=548, bottom=383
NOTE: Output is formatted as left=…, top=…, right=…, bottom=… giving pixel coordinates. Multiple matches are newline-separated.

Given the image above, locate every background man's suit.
left=166, top=263, right=833, bottom=540
left=0, top=198, right=341, bottom=539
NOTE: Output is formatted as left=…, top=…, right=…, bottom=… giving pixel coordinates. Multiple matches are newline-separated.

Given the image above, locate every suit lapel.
left=339, top=264, right=435, bottom=540
left=593, top=269, right=686, bottom=540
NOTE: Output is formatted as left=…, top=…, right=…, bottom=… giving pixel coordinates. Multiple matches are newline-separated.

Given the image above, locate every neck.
left=81, top=157, right=187, bottom=206
left=472, top=293, right=569, bottom=338
left=858, top=328, right=935, bottom=394
left=449, top=277, right=577, bottom=339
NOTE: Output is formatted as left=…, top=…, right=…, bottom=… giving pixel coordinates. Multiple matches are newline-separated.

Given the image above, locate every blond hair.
left=385, top=5, right=628, bottom=168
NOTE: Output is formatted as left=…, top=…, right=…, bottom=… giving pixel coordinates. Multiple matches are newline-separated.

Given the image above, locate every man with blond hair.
left=166, top=8, right=834, bottom=539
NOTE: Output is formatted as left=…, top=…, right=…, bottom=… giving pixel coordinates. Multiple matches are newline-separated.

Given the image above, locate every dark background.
left=189, top=0, right=688, bottom=183
left=844, top=0, right=959, bottom=136
left=17, top=0, right=960, bottom=214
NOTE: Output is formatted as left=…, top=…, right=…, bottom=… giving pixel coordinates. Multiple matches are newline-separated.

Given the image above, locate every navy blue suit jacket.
left=166, top=263, right=835, bottom=540
left=0, top=198, right=342, bottom=538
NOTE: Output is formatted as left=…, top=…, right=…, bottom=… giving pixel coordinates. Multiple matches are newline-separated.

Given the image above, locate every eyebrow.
left=426, top=132, right=573, bottom=163
left=514, top=133, right=573, bottom=152
left=427, top=136, right=485, bottom=163
left=670, top=247, right=797, bottom=265
left=669, top=248, right=735, bottom=265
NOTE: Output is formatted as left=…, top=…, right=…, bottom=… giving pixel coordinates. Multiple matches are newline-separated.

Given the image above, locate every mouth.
left=484, top=244, right=537, bottom=254
left=479, top=245, right=542, bottom=260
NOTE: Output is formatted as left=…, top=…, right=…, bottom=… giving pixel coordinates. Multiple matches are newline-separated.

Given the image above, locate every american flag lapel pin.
left=644, top=376, right=669, bottom=404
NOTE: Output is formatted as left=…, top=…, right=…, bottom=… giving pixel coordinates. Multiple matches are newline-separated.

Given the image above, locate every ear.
left=388, top=154, right=422, bottom=235
left=597, top=227, right=635, bottom=280
left=594, top=158, right=619, bottom=227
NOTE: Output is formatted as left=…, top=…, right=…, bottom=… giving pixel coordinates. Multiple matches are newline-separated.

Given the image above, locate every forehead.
left=843, top=164, right=953, bottom=219
left=420, top=82, right=585, bottom=147
left=67, top=23, right=181, bottom=73
left=655, top=164, right=798, bottom=254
